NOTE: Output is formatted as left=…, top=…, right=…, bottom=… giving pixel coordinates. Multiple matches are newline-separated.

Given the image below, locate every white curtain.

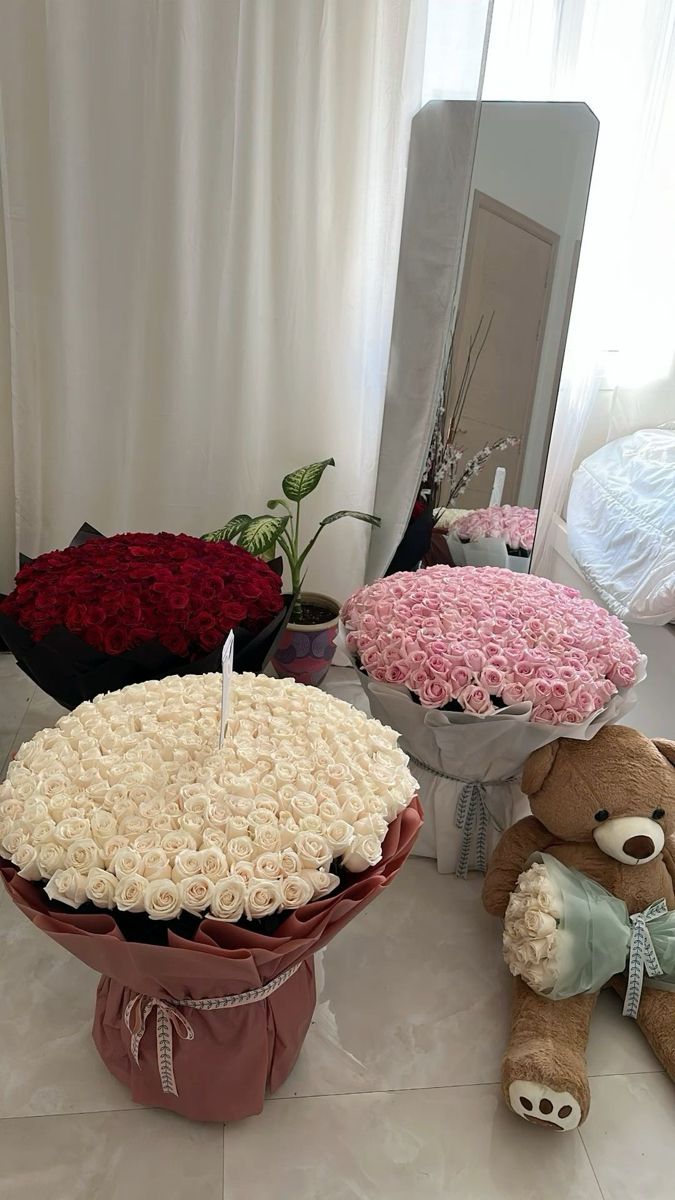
left=0, top=0, right=429, bottom=598
left=482, top=0, right=675, bottom=575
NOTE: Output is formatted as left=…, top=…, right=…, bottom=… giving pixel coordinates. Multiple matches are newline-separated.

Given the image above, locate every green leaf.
left=202, top=514, right=251, bottom=542
left=238, top=515, right=289, bottom=557
left=282, top=458, right=335, bottom=501
left=267, top=498, right=294, bottom=515
left=319, top=510, right=381, bottom=529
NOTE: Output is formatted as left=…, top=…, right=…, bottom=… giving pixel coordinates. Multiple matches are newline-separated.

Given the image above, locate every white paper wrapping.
left=348, top=652, right=648, bottom=876
left=446, top=531, right=530, bottom=574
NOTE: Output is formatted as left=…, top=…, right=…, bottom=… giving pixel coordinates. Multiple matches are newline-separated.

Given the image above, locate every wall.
left=462, top=101, right=598, bottom=506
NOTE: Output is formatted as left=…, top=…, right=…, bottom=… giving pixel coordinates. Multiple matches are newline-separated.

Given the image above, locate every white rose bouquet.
left=503, top=855, right=675, bottom=1010
left=0, top=673, right=422, bottom=1123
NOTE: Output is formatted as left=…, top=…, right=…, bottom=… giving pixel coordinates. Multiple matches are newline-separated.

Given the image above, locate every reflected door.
left=448, top=190, right=557, bottom=507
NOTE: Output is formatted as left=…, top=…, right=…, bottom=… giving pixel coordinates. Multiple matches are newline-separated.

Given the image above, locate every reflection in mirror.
left=392, top=101, right=598, bottom=575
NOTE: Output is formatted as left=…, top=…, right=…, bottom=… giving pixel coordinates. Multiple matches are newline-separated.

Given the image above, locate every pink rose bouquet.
left=340, top=567, right=646, bottom=876
left=448, top=506, right=538, bottom=573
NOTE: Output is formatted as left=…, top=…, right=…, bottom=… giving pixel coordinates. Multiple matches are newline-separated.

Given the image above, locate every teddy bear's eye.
left=594, top=809, right=609, bottom=822
left=652, top=808, right=666, bottom=820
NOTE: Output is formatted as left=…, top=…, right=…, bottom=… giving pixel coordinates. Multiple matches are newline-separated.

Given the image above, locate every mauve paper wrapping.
left=0, top=798, right=422, bottom=1123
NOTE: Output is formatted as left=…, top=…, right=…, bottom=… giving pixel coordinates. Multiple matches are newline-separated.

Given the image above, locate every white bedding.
left=567, top=427, right=675, bottom=625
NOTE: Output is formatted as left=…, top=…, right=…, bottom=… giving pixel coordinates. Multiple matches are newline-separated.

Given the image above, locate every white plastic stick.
left=219, top=630, right=235, bottom=747
left=489, top=467, right=505, bottom=507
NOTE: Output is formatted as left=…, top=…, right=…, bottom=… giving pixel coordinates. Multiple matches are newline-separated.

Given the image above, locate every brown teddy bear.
left=483, top=724, right=675, bottom=1131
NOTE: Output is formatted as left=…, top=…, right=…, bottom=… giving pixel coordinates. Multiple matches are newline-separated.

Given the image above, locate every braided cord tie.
left=124, top=960, right=302, bottom=1096
left=622, top=899, right=667, bottom=1019
left=405, top=750, right=515, bottom=880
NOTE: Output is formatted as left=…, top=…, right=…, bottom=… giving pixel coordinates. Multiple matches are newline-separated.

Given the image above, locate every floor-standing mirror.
left=370, top=99, right=598, bottom=577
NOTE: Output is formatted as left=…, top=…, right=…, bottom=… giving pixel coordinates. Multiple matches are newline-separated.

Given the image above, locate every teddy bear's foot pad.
left=509, top=1081, right=581, bottom=1130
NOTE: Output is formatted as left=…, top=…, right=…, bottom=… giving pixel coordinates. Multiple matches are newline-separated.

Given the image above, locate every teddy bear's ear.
left=654, top=739, right=675, bottom=768
left=521, top=741, right=561, bottom=796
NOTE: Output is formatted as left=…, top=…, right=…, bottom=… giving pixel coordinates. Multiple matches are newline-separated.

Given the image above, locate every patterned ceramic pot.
left=271, top=592, right=339, bottom=686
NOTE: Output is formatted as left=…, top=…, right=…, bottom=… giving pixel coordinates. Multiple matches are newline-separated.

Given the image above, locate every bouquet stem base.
left=92, top=959, right=317, bottom=1123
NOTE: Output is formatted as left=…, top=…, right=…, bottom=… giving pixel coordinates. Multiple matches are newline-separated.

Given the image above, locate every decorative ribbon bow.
left=622, top=899, right=667, bottom=1019
left=123, top=960, right=302, bottom=1096
left=405, top=750, right=512, bottom=879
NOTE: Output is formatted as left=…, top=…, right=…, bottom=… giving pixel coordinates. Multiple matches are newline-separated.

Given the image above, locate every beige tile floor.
left=0, top=656, right=673, bottom=1199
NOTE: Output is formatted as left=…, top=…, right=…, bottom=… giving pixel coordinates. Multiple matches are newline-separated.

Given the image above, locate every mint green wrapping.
left=529, top=853, right=675, bottom=1000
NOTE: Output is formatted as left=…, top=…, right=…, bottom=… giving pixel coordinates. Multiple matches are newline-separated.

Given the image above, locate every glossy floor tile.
left=223, top=1087, right=604, bottom=1200
left=0, top=1108, right=224, bottom=1200
left=0, top=659, right=672, bottom=1198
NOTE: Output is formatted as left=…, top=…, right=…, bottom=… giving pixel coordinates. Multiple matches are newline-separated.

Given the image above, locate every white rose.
left=318, top=800, right=341, bottom=822
left=45, top=867, right=89, bottom=908
left=152, top=814, right=177, bottom=833
left=133, top=831, right=162, bottom=853
left=354, top=815, right=388, bottom=840
left=90, top=810, right=118, bottom=843
left=209, top=876, right=246, bottom=922
left=244, top=878, right=283, bottom=920
left=253, top=852, right=283, bottom=881
left=253, top=795, right=279, bottom=814
left=161, top=831, right=198, bottom=856
left=36, top=841, right=66, bottom=876
left=524, top=909, right=558, bottom=937
left=21, top=800, right=49, bottom=825
left=2, top=827, right=29, bottom=857
left=231, top=860, right=255, bottom=883
left=225, top=816, right=250, bottom=839
left=85, top=868, right=118, bottom=908
left=55, top=817, right=90, bottom=847
left=251, top=823, right=281, bottom=853
left=279, top=848, right=301, bottom=876
left=171, top=849, right=203, bottom=882
left=178, top=874, right=214, bottom=915
left=202, top=828, right=230, bottom=853
left=295, top=832, right=332, bottom=870
left=13, top=843, right=43, bottom=881
left=300, top=869, right=340, bottom=897
left=325, top=819, right=355, bottom=855
left=114, top=873, right=148, bottom=913
left=279, top=874, right=314, bottom=908
left=110, top=847, right=144, bottom=878
left=206, top=801, right=230, bottom=829
left=298, top=815, right=324, bottom=833
left=341, top=833, right=382, bottom=873
left=118, top=813, right=150, bottom=839
left=199, top=847, right=228, bottom=881
left=0, top=799, right=23, bottom=821
left=227, top=835, right=255, bottom=865
left=143, top=877, right=183, bottom=920
left=289, top=793, right=318, bottom=821
left=102, top=834, right=128, bottom=859
left=179, top=813, right=204, bottom=840
left=141, top=849, right=172, bottom=880
left=66, top=838, right=103, bottom=873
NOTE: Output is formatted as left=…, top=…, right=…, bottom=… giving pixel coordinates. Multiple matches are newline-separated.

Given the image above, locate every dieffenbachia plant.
left=203, top=459, right=380, bottom=621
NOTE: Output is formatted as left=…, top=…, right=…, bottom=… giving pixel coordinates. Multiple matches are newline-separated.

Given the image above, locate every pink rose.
left=360, top=645, right=380, bottom=670
left=548, top=682, right=569, bottom=711
left=464, top=649, right=486, bottom=673
left=449, top=665, right=471, bottom=692
left=458, top=684, right=494, bottom=716
left=531, top=703, right=559, bottom=725
left=427, top=653, right=452, bottom=679
left=419, top=678, right=451, bottom=708
left=384, top=663, right=408, bottom=684
left=608, top=662, right=637, bottom=688
left=502, top=681, right=527, bottom=705
left=480, top=666, right=504, bottom=693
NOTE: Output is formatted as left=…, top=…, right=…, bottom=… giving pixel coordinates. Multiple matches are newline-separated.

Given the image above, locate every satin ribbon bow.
left=124, top=995, right=195, bottom=1097
left=455, top=782, right=491, bottom=879
left=123, top=960, right=302, bottom=1096
left=622, top=898, right=668, bottom=1019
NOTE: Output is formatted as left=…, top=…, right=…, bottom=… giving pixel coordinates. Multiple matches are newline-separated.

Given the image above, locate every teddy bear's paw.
left=508, top=1080, right=582, bottom=1131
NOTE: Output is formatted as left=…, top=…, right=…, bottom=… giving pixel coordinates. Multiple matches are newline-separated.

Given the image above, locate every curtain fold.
left=0, top=0, right=429, bottom=599
left=482, top=0, right=675, bottom=576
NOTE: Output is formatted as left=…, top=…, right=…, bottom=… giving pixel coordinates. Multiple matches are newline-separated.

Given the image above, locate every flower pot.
left=271, top=592, right=339, bottom=686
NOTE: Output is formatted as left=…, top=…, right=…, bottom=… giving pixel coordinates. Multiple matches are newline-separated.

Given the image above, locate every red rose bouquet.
left=0, top=525, right=289, bottom=708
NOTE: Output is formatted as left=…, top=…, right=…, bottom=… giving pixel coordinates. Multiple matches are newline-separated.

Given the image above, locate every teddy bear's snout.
left=593, top=815, right=665, bottom=865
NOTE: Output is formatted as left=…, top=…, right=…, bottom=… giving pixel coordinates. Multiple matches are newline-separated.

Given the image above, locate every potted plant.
left=203, top=458, right=380, bottom=685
